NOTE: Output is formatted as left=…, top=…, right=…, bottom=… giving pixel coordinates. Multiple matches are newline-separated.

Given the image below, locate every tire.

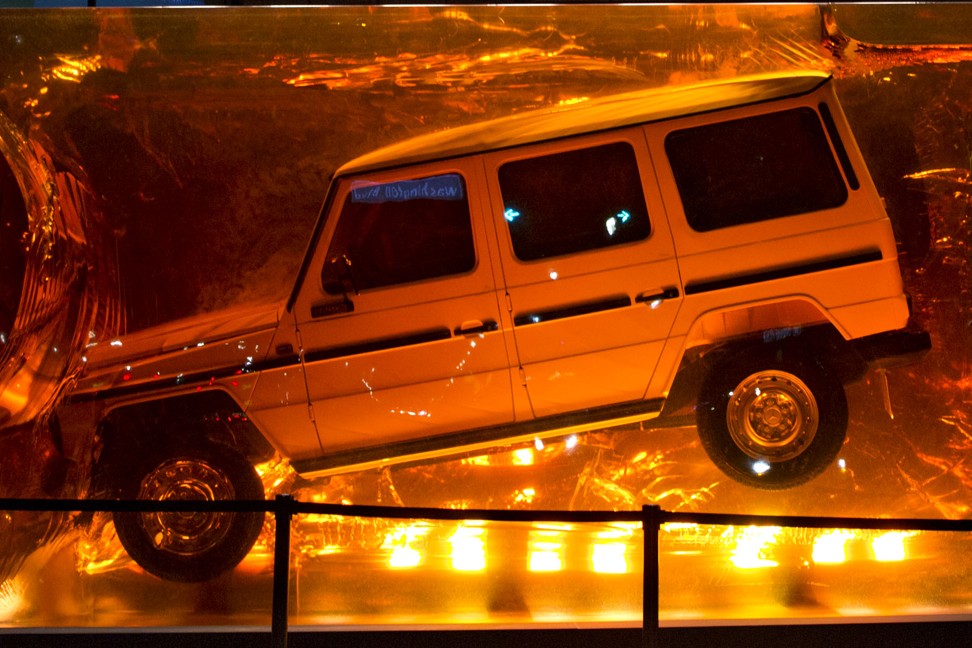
left=696, top=350, right=848, bottom=489
left=113, top=442, right=265, bottom=582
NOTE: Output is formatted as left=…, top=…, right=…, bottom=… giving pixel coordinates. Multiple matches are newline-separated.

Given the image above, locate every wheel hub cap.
left=137, top=458, right=236, bottom=556
left=726, top=370, right=819, bottom=462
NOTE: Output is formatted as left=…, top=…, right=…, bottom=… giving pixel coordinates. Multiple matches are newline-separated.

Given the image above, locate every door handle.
left=311, top=299, right=354, bottom=318
left=454, top=319, right=498, bottom=336
left=636, top=287, right=680, bottom=305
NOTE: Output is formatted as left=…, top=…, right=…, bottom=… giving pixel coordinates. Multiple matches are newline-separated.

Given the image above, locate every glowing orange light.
left=512, top=448, right=534, bottom=466
left=872, top=531, right=912, bottom=562
left=389, top=546, right=423, bottom=569
left=0, top=579, right=25, bottom=622
left=449, top=523, right=487, bottom=572
left=592, top=542, right=628, bottom=574
left=528, top=526, right=569, bottom=572
left=529, top=544, right=563, bottom=572
left=385, top=523, right=431, bottom=569
left=591, top=524, right=636, bottom=574
left=729, top=526, right=781, bottom=569
left=46, top=55, right=103, bottom=83
left=812, top=529, right=855, bottom=564
left=513, top=487, right=536, bottom=505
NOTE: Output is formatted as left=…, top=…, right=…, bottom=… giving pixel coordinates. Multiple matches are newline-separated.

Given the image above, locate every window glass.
left=322, top=174, right=475, bottom=293
left=498, top=142, right=651, bottom=261
left=665, top=108, right=848, bottom=232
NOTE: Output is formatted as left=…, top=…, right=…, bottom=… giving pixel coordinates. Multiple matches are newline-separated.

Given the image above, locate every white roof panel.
left=336, top=70, right=831, bottom=177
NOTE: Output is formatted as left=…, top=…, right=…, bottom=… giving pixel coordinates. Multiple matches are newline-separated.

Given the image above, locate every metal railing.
left=2, top=496, right=971, bottom=648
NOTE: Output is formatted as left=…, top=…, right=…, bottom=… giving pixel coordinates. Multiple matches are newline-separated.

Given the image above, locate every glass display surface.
left=0, top=1, right=971, bottom=632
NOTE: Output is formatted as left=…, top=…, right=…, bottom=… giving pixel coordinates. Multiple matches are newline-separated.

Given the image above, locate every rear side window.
left=322, top=173, right=475, bottom=293
left=498, top=142, right=651, bottom=261
left=665, top=108, right=848, bottom=232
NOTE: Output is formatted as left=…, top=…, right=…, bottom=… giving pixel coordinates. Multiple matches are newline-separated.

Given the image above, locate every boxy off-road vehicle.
left=57, top=71, right=929, bottom=582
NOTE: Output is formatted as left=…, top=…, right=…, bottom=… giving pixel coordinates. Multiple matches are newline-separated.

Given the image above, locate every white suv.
left=58, top=71, right=929, bottom=581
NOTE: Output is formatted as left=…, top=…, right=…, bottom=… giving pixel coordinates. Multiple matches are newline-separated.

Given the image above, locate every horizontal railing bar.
left=0, top=497, right=642, bottom=522
left=0, top=497, right=969, bottom=534
left=290, top=501, right=644, bottom=523
left=661, top=510, right=972, bottom=533
left=0, top=498, right=272, bottom=514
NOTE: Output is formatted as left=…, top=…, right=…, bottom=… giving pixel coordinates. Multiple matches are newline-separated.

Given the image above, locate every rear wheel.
left=697, top=351, right=847, bottom=489
left=113, top=442, right=265, bottom=582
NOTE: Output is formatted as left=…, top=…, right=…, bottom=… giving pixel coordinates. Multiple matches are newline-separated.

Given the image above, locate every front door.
left=292, top=160, right=515, bottom=456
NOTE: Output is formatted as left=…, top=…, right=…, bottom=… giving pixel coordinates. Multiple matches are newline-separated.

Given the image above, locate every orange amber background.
left=2, top=3, right=972, bottom=628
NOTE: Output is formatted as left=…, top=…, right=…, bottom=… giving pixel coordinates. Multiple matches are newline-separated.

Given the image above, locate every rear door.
left=483, top=131, right=683, bottom=417
left=645, top=93, right=905, bottom=343
left=291, top=159, right=515, bottom=455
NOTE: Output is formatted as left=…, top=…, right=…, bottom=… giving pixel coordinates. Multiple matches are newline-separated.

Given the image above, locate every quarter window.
left=498, top=142, right=651, bottom=261
left=665, top=108, right=848, bottom=232
left=322, top=173, right=475, bottom=293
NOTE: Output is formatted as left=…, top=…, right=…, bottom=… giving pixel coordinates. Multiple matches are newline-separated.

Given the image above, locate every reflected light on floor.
left=592, top=541, right=628, bottom=574
left=528, top=528, right=566, bottom=572
left=729, top=526, right=782, bottom=569
left=812, top=529, right=855, bottom=565
left=592, top=524, right=637, bottom=574
left=389, top=545, right=423, bottom=569
left=386, top=522, right=432, bottom=569
left=871, top=531, right=912, bottom=563
left=449, top=522, right=487, bottom=572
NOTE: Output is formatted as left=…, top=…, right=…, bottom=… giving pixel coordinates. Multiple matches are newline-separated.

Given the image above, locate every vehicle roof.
left=335, top=70, right=831, bottom=177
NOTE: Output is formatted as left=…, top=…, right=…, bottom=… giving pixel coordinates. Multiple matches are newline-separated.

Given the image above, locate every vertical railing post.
left=642, top=504, right=662, bottom=648
left=272, top=494, right=294, bottom=648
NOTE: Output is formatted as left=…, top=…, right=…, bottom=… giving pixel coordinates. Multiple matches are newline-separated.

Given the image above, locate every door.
left=291, top=160, right=515, bottom=455
left=484, top=132, right=682, bottom=417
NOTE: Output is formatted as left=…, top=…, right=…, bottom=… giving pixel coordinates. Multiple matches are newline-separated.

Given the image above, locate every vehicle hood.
left=75, top=302, right=283, bottom=395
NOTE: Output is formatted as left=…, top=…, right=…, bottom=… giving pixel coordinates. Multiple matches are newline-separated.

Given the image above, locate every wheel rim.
left=137, top=458, right=236, bottom=556
left=726, top=369, right=819, bottom=462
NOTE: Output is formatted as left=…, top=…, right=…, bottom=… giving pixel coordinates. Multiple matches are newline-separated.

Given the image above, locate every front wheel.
left=696, top=352, right=848, bottom=489
left=113, top=442, right=265, bottom=582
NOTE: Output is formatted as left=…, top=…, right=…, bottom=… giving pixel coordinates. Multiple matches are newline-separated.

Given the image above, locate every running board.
left=292, top=399, right=667, bottom=478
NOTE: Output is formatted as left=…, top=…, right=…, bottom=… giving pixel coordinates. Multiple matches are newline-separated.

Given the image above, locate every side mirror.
left=316, top=255, right=358, bottom=316
left=324, top=254, right=359, bottom=296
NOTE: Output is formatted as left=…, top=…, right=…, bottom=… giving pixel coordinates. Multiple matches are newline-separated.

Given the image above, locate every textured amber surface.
left=2, top=3, right=972, bottom=629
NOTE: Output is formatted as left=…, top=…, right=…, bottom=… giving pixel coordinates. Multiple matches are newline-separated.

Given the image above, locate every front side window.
left=498, top=142, right=651, bottom=261
left=665, top=108, right=849, bottom=232
left=322, top=173, right=475, bottom=293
